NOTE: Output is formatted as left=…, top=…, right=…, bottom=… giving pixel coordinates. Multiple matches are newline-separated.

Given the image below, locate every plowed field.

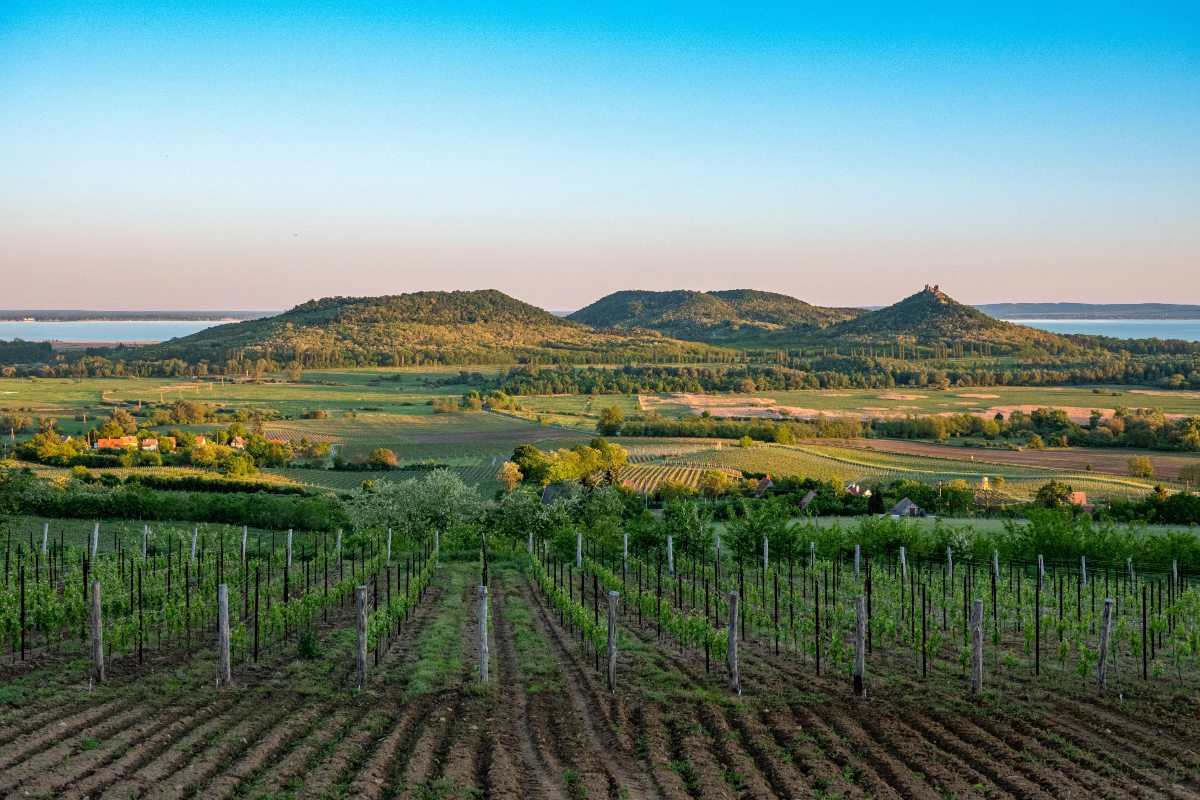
left=2, top=559, right=1197, bottom=799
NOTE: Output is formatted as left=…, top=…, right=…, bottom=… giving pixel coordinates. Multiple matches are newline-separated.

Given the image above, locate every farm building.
left=95, top=435, right=138, bottom=450
left=798, top=489, right=817, bottom=513
left=888, top=497, right=926, bottom=518
left=230, top=436, right=246, bottom=450
left=845, top=482, right=872, bottom=496
left=140, top=439, right=158, bottom=451
left=753, top=476, right=774, bottom=497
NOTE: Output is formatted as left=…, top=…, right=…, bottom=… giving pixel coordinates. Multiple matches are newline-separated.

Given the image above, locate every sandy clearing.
left=878, top=393, right=928, bottom=401
left=1129, top=389, right=1200, bottom=399
left=956, top=393, right=1000, bottom=399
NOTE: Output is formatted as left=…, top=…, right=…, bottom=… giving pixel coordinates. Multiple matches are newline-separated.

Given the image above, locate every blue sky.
left=1, top=2, right=1197, bottom=310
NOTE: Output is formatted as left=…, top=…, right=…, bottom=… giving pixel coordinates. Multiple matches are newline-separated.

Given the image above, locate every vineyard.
left=649, top=442, right=1167, bottom=501
left=1, top=516, right=1199, bottom=798
left=618, top=464, right=741, bottom=494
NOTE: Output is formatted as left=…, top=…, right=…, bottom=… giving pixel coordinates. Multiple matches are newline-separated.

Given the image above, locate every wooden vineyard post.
left=854, top=544, right=860, bottom=580
left=1034, top=576, right=1041, bottom=676
left=527, top=530, right=533, bottom=554
left=287, top=528, right=293, bottom=568
left=191, top=526, right=198, bottom=562
left=814, top=575, right=821, bottom=676
left=622, top=532, right=628, bottom=575
left=607, top=591, right=619, bottom=692
left=1081, top=555, right=1087, bottom=588
left=386, top=528, right=393, bottom=564
left=92, top=521, right=100, bottom=560
left=356, top=585, right=368, bottom=690
left=763, top=536, right=769, bottom=576
left=809, top=541, right=815, bottom=569
left=1142, top=584, right=1148, bottom=680
left=920, top=583, right=927, bottom=679
left=90, top=580, right=104, bottom=687
left=434, top=530, right=440, bottom=568
left=1097, top=598, right=1113, bottom=693
left=142, top=524, right=148, bottom=560
left=478, top=585, right=490, bottom=683
left=727, top=591, right=740, bottom=695
left=217, top=584, right=231, bottom=687
left=242, top=526, right=248, bottom=562
left=971, top=598, right=983, bottom=694
left=576, top=531, right=582, bottom=569
left=41, top=522, right=48, bottom=554
left=253, top=567, right=261, bottom=663
left=667, top=535, right=674, bottom=577
left=899, top=546, right=906, bottom=580
left=853, top=594, right=866, bottom=698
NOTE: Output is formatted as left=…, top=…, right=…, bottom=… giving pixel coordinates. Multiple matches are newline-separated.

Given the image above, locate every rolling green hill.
left=824, top=285, right=1076, bottom=350
left=134, top=290, right=729, bottom=367
left=567, top=288, right=862, bottom=341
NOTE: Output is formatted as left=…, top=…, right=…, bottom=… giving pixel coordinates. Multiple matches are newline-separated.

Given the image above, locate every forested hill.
left=824, top=285, right=1077, bottom=352
left=567, top=288, right=863, bottom=340
left=134, top=290, right=730, bottom=367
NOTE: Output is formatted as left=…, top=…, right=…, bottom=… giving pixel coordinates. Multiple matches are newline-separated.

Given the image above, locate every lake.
left=1008, top=319, right=1200, bottom=341
left=0, top=320, right=222, bottom=343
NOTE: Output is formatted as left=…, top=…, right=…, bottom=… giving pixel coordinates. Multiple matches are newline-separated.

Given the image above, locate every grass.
left=398, top=562, right=472, bottom=699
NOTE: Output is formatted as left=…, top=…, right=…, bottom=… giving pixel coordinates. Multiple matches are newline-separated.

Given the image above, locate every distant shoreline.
left=0, top=311, right=272, bottom=322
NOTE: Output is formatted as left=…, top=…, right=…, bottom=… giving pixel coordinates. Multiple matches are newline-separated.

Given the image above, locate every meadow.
left=6, top=369, right=1200, bottom=502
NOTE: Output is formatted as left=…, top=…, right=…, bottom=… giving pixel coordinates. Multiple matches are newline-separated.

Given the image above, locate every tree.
left=286, top=361, right=303, bottom=382
left=498, top=460, right=523, bottom=491
left=596, top=405, right=624, bottom=436
left=109, top=408, right=137, bottom=434
left=698, top=469, right=731, bottom=498
left=345, top=469, right=483, bottom=548
left=1127, top=455, right=1154, bottom=478
left=1034, top=480, right=1073, bottom=508
left=739, top=435, right=754, bottom=449
left=366, top=448, right=399, bottom=470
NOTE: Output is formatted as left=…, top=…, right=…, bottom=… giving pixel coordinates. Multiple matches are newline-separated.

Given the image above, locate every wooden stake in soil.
left=386, top=528, right=393, bottom=564
left=191, top=526, right=198, bottom=562
left=142, top=524, right=149, bottom=560
left=478, top=585, right=490, bottom=683
left=576, top=530, right=582, bottom=569
left=667, top=534, right=674, bottom=577
left=727, top=590, right=740, bottom=695
left=90, top=579, right=104, bottom=687
left=1081, top=555, right=1087, bottom=587
left=607, top=591, right=619, bottom=692
left=528, top=530, right=534, bottom=553
left=763, top=536, right=769, bottom=575
left=970, top=598, right=983, bottom=694
left=853, top=594, right=866, bottom=698
left=355, top=585, right=368, bottom=689
left=434, top=529, right=440, bottom=567
left=41, top=522, right=48, bottom=554
left=899, top=545, right=907, bottom=579
left=336, top=528, right=342, bottom=556
left=854, top=544, right=860, bottom=579
left=217, top=583, right=232, bottom=687
left=622, top=532, right=628, bottom=573
left=92, top=521, right=99, bottom=560
left=1097, top=598, right=1113, bottom=693
left=287, top=528, right=293, bottom=567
